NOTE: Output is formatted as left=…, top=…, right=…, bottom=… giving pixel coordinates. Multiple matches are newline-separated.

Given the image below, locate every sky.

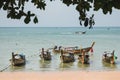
left=0, top=0, right=120, bottom=27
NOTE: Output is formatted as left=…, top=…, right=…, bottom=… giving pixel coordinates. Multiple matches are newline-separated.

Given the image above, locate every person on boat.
left=41, top=48, right=44, bottom=58
left=46, top=50, right=51, bottom=56
left=54, top=46, right=57, bottom=50
left=69, top=53, right=75, bottom=61
left=103, top=53, right=107, bottom=59
left=59, top=46, right=62, bottom=50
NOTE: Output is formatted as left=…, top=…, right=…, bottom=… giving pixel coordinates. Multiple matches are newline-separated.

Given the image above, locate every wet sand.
left=0, top=71, right=120, bottom=80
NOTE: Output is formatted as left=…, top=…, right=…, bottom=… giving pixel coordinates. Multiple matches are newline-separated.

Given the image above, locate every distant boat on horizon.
left=75, top=31, right=86, bottom=34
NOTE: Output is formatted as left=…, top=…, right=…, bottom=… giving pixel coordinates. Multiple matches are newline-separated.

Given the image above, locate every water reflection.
left=77, top=62, right=90, bottom=69
left=59, top=62, right=74, bottom=68
left=102, top=61, right=117, bottom=70
left=39, top=60, right=51, bottom=68
left=9, top=65, right=25, bottom=72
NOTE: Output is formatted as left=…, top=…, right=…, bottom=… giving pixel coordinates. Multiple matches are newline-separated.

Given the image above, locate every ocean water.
left=0, top=27, right=120, bottom=72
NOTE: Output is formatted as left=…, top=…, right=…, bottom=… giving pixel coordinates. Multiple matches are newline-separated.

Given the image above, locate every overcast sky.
left=0, top=0, right=120, bottom=27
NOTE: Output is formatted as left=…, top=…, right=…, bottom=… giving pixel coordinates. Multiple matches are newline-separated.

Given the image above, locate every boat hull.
left=11, top=59, right=26, bottom=66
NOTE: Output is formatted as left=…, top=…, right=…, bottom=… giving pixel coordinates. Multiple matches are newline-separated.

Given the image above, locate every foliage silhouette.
left=0, top=0, right=120, bottom=28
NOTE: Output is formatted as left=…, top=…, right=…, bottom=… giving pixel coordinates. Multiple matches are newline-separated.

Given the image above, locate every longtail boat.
left=10, top=52, right=26, bottom=66
left=40, top=48, right=52, bottom=60
left=102, top=50, right=117, bottom=64
left=78, top=50, right=89, bottom=64
left=63, top=42, right=95, bottom=54
left=60, top=50, right=75, bottom=63
left=75, top=31, right=86, bottom=34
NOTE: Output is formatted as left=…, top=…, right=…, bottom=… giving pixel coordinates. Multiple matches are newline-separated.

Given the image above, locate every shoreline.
left=0, top=71, right=120, bottom=80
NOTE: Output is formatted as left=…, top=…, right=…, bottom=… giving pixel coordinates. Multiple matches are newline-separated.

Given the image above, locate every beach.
left=0, top=71, right=120, bottom=80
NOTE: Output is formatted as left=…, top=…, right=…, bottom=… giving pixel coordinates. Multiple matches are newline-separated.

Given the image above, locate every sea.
left=0, top=27, right=120, bottom=72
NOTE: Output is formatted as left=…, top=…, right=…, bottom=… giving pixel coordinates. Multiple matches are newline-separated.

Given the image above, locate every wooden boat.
left=78, top=50, right=89, bottom=64
left=53, top=46, right=62, bottom=53
left=60, top=50, right=75, bottom=63
left=75, top=31, right=86, bottom=34
left=40, top=48, right=52, bottom=60
left=10, top=52, right=26, bottom=66
left=63, top=42, right=95, bottom=54
left=102, top=50, right=117, bottom=64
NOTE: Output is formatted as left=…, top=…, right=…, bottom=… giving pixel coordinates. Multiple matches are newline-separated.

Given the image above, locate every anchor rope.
left=0, top=64, right=11, bottom=72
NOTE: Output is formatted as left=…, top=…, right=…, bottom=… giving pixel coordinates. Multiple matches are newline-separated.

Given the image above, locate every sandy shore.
left=0, top=71, right=120, bottom=80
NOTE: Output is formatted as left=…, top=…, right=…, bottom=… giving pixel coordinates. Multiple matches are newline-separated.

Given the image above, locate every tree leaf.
left=84, top=18, right=89, bottom=27
left=24, top=16, right=30, bottom=24
left=33, top=16, right=38, bottom=24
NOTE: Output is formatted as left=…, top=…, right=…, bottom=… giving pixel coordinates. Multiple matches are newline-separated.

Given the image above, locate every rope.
left=26, top=53, right=40, bottom=59
left=0, top=64, right=11, bottom=72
